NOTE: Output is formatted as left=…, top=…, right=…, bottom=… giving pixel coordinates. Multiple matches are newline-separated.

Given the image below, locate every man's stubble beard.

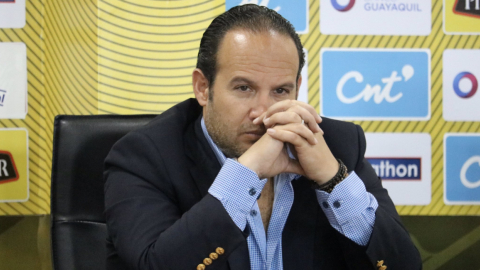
left=204, top=101, right=264, bottom=159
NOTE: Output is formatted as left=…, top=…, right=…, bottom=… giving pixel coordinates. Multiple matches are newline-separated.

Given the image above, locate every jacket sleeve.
left=104, top=130, right=248, bottom=270
left=339, top=124, right=422, bottom=270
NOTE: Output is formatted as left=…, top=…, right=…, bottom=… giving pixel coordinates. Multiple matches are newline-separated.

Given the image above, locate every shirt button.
left=322, top=201, right=329, bottom=208
left=333, top=200, right=341, bottom=208
left=250, top=209, right=257, bottom=216
left=249, top=188, right=257, bottom=196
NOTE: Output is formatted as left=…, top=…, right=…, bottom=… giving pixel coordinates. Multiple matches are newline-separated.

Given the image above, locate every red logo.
left=454, top=0, right=480, bottom=19
left=0, top=151, right=19, bottom=184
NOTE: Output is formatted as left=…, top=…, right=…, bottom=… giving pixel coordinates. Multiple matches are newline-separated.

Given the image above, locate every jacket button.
left=209, top=252, right=218, bottom=260
left=197, top=264, right=206, bottom=270
left=203, top=258, right=212, bottom=265
left=216, top=247, right=225, bottom=255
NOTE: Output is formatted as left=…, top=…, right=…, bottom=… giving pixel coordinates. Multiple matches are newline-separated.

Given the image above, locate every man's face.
left=203, top=29, right=300, bottom=158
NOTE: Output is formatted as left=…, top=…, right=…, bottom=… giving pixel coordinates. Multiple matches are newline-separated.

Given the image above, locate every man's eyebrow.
left=229, top=77, right=255, bottom=85
left=229, top=77, right=295, bottom=89
left=274, top=82, right=295, bottom=89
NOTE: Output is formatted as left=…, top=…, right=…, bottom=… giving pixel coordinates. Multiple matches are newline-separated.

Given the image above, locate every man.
left=104, top=4, right=421, bottom=270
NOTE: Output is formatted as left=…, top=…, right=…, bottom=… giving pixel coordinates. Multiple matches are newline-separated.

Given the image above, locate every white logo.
left=460, top=156, right=480, bottom=189
left=239, top=0, right=281, bottom=11
left=365, top=133, right=431, bottom=205
left=0, top=43, right=27, bottom=119
left=443, top=50, right=480, bottom=122
left=464, top=0, right=480, bottom=10
left=0, top=90, right=5, bottom=107
left=336, top=65, right=414, bottom=104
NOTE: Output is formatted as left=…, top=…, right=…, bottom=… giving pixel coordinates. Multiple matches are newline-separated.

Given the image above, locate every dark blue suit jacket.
left=104, top=98, right=421, bottom=270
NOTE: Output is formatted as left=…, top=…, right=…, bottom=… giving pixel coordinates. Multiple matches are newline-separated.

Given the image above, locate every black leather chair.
left=50, top=114, right=156, bottom=270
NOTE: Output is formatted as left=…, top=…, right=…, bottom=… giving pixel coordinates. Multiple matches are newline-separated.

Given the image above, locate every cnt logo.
left=460, top=156, right=480, bottom=189
left=453, top=71, right=478, bottom=98
left=336, top=64, right=414, bottom=104
left=331, top=0, right=355, bottom=12
left=444, top=134, right=480, bottom=204
left=227, top=0, right=308, bottom=33
left=238, top=0, right=280, bottom=11
left=454, top=0, right=480, bottom=18
left=321, top=49, right=430, bottom=120
left=0, top=150, right=19, bottom=184
left=367, top=157, right=421, bottom=180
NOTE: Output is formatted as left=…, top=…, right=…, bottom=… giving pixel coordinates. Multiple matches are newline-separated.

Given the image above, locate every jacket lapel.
left=185, top=115, right=251, bottom=269
left=184, top=115, right=222, bottom=198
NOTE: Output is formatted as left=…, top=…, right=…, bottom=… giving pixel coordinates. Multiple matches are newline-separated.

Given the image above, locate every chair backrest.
left=50, top=114, right=156, bottom=270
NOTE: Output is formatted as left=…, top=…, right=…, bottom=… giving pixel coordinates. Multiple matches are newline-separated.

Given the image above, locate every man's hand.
left=240, top=100, right=338, bottom=184
left=238, top=131, right=305, bottom=179
left=253, top=100, right=323, bottom=135
left=267, top=125, right=338, bottom=184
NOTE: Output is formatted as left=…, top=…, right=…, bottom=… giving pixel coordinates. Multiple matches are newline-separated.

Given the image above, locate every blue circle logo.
left=331, top=0, right=355, bottom=11
left=453, top=72, right=478, bottom=98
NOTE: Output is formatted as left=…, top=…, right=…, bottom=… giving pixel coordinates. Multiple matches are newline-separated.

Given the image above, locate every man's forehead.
left=216, top=29, right=299, bottom=72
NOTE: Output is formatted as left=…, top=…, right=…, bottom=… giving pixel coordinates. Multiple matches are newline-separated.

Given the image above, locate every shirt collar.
left=201, top=117, right=227, bottom=165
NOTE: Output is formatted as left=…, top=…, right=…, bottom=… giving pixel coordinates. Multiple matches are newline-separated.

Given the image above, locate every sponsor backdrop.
left=0, top=0, right=479, bottom=268
left=1, top=0, right=479, bottom=217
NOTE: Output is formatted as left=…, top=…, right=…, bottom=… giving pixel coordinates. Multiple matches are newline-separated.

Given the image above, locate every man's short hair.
left=196, top=4, right=305, bottom=98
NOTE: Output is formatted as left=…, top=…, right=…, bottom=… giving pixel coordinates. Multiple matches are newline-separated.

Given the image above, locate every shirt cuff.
left=208, top=158, right=267, bottom=231
left=315, top=172, right=378, bottom=246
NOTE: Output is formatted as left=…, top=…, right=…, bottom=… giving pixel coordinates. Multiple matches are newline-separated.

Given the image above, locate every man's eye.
left=274, top=88, right=289, bottom=94
left=238, top=85, right=249, bottom=91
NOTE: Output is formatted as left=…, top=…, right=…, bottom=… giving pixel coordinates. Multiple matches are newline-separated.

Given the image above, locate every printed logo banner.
left=365, top=133, right=431, bottom=205
left=444, top=134, right=480, bottom=205
left=226, top=0, right=309, bottom=33
left=444, top=0, right=480, bottom=34
left=320, top=49, right=431, bottom=120
left=321, top=0, right=431, bottom=35
left=443, top=49, right=480, bottom=121
left=0, top=128, right=28, bottom=202
left=0, top=42, right=27, bottom=119
left=0, top=0, right=25, bottom=28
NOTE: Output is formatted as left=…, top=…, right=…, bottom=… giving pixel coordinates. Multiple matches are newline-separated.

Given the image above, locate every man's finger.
left=263, top=100, right=321, bottom=124
left=267, top=124, right=318, bottom=146
left=263, top=111, right=302, bottom=128
left=253, top=111, right=268, bottom=125
left=266, top=105, right=322, bottom=133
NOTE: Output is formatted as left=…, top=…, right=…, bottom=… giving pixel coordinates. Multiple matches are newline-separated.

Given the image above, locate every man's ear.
left=296, top=75, right=302, bottom=100
left=192, top=68, right=209, bottom=106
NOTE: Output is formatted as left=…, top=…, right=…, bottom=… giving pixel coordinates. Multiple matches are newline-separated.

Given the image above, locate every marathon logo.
left=454, top=0, right=480, bottom=18
left=367, top=157, right=421, bottom=180
left=0, top=151, right=19, bottom=184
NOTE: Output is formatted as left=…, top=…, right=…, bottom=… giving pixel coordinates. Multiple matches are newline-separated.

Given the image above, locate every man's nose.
left=249, top=92, right=273, bottom=120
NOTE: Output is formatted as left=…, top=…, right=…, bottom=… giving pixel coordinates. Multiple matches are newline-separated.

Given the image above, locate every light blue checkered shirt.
left=202, top=118, right=378, bottom=270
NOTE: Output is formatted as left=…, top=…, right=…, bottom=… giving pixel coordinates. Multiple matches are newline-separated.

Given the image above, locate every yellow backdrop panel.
left=0, top=0, right=478, bottom=215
